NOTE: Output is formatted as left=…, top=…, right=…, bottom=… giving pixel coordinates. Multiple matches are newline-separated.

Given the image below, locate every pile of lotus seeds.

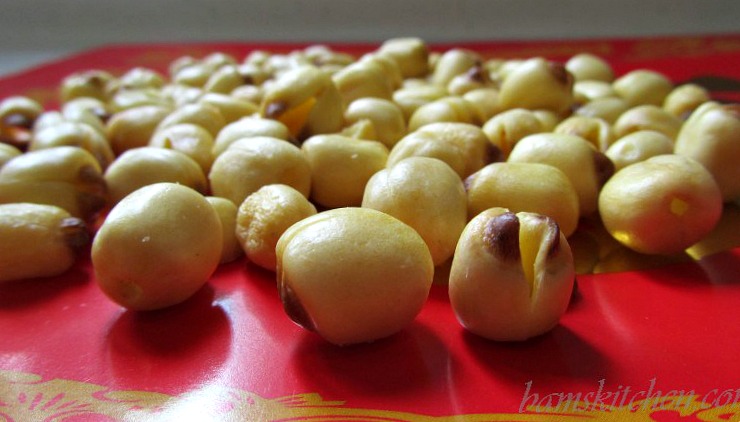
left=0, top=37, right=738, bottom=345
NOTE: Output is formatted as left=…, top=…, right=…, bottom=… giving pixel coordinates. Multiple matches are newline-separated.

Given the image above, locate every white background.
left=1, top=0, right=739, bottom=76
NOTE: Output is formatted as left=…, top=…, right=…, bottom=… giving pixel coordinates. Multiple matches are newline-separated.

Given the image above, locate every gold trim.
left=1, top=369, right=738, bottom=421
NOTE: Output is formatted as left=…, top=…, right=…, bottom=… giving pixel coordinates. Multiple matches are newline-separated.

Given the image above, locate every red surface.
left=1, top=250, right=739, bottom=419
left=1, top=35, right=740, bottom=420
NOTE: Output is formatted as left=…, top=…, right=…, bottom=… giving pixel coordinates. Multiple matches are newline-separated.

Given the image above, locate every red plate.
left=1, top=35, right=740, bottom=421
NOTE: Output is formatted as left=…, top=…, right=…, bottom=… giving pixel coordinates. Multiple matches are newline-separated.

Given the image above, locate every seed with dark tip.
left=486, top=142, right=503, bottom=164
left=77, top=192, right=107, bottom=219
left=593, top=151, right=615, bottom=186
left=279, top=279, right=315, bottom=331
left=78, top=164, right=106, bottom=188
left=466, top=65, right=488, bottom=84
left=60, top=217, right=90, bottom=252
left=548, top=62, right=574, bottom=89
left=265, top=101, right=288, bottom=119
left=87, top=75, right=107, bottom=89
left=483, top=212, right=520, bottom=261
left=3, top=113, right=34, bottom=129
left=89, top=107, right=111, bottom=123
left=240, top=74, right=255, bottom=86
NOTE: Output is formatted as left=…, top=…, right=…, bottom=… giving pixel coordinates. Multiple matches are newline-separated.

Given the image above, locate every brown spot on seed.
left=87, top=74, right=107, bottom=90
left=2, top=113, right=34, bottom=129
left=89, top=106, right=111, bottom=123
left=286, top=134, right=301, bottom=147
left=265, top=101, right=288, bottom=119
left=77, top=192, right=107, bottom=220
left=60, top=217, right=90, bottom=253
left=78, top=164, right=106, bottom=188
left=483, top=212, right=520, bottom=262
left=485, top=142, right=503, bottom=164
left=466, top=65, right=488, bottom=84
left=193, top=180, right=209, bottom=195
left=279, top=279, right=315, bottom=331
left=240, top=74, right=255, bottom=86
left=593, top=151, right=616, bottom=187
left=548, top=62, right=574, bottom=89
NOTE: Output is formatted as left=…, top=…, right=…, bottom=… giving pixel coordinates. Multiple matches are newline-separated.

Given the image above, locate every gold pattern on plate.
left=1, top=369, right=738, bottom=421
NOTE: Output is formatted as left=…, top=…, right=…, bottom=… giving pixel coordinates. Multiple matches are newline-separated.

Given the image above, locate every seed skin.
left=539, top=215, right=561, bottom=259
